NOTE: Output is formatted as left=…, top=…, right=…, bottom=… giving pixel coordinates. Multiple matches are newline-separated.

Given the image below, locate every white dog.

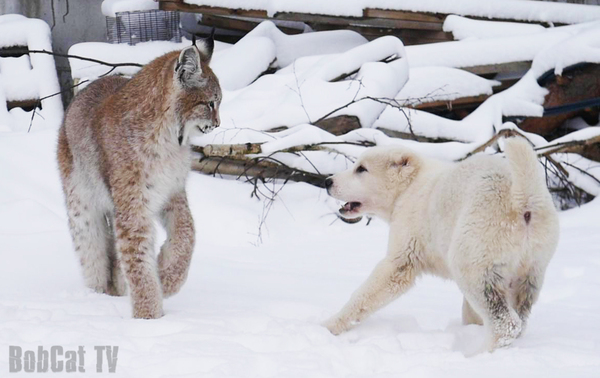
left=323, top=137, right=559, bottom=351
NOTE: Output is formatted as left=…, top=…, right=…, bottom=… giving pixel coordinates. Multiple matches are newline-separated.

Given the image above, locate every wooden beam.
left=461, top=61, right=531, bottom=76
left=363, top=9, right=445, bottom=23
left=412, top=94, right=491, bottom=111
left=275, top=12, right=445, bottom=31
left=6, top=99, right=39, bottom=111
left=0, top=45, right=29, bottom=58
left=201, top=14, right=303, bottom=35
left=159, top=1, right=268, bottom=18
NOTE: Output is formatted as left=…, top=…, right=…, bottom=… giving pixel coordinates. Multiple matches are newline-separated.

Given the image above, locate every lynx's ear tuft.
left=176, top=46, right=204, bottom=88
left=194, top=28, right=215, bottom=64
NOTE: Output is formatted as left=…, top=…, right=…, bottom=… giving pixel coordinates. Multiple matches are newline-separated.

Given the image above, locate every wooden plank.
left=201, top=14, right=303, bottom=35
left=6, top=99, right=39, bottom=111
left=159, top=1, right=268, bottom=18
left=363, top=8, right=445, bottom=23
left=275, top=12, right=444, bottom=31
left=312, top=24, right=450, bottom=45
left=462, top=61, right=531, bottom=76
left=0, top=45, right=29, bottom=58
left=412, top=94, right=490, bottom=111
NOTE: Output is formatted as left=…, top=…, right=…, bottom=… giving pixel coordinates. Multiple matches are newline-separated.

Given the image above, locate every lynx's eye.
left=208, top=101, right=215, bottom=109
left=356, top=165, right=367, bottom=173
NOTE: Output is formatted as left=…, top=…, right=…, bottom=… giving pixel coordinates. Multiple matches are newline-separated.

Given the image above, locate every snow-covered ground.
left=1, top=127, right=599, bottom=377
left=2, top=7, right=600, bottom=377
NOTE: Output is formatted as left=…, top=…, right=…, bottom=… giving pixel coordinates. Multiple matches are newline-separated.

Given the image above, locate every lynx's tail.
left=504, top=137, right=548, bottom=214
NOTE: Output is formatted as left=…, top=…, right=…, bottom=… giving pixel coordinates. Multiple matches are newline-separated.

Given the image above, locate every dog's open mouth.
left=338, top=201, right=363, bottom=223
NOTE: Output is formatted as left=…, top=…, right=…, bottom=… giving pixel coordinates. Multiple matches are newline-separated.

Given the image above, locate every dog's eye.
left=356, top=165, right=367, bottom=173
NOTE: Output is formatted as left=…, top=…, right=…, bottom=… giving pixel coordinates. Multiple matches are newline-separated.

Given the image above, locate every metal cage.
left=106, top=10, right=181, bottom=45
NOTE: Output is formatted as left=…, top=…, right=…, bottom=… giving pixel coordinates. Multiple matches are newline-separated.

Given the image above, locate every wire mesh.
left=106, top=10, right=181, bottom=45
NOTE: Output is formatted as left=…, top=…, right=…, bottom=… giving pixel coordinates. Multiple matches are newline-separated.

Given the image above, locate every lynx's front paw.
left=322, top=316, right=354, bottom=335
left=133, top=302, right=163, bottom=319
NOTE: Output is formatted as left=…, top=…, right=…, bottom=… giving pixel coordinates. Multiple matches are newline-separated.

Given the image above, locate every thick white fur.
left=324, top=138, right=559, bottom=351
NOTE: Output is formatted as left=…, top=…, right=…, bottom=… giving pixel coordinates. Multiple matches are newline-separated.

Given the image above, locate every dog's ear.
left=391, top=155, right=411, bottom=169
left=176, top=46, right=205, bottom=88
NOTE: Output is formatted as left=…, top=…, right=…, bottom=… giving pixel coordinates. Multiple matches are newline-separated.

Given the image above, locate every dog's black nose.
left=324, top=177, right=333, bottom=189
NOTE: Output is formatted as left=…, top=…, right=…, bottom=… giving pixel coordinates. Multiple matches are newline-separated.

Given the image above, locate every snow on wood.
left=101, top=0, right=159, bottom=17
left=0, top=14, right=63, bottom=132
left=66, top=19, right=600, bottom=196
left=182, top=0, right=600, bottom=24
left=443, top=15, right=546, bottom=41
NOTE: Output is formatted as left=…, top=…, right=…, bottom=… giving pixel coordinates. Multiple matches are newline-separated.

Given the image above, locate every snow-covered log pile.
left=68, top=17, right=600, bottom=208
left=0, top=15, right=63, bottom=132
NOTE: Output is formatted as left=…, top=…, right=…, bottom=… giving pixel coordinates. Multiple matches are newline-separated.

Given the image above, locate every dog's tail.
left=504, top=137, right=547, bottom=212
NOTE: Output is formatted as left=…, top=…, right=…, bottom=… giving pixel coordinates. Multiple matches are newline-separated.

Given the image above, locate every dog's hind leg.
left=462, top=297, right=483, bottom=326
left=158, top=190, right=195, bottom=297
left=512, top=265, right=545, bottom=335
left=323, top=250, right=419, bottom=335
left=457, top=266, right=522, bottom=351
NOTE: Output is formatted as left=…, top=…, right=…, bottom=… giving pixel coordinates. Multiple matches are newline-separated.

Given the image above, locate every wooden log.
left=314, top=115, right=361, bottom=136
left=192, top=156, right=327, bottom=187
left=519, top=64, right=600, bottom=137
left=376, top=127, right=454, bottom=143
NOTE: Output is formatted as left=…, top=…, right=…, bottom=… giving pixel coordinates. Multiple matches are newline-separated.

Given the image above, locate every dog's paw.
left=322, top=316, right=352, bottom=335
left=491, top=315, right=522, bottom=350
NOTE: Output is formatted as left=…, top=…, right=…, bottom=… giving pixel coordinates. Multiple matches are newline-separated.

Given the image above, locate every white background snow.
left=2, top=2, right=600, bottom=377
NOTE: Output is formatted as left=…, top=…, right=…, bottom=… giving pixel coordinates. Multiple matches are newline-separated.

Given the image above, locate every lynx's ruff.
left=323, top=138, right=559, bottom=351
left=57, top=40, right=221, bottom=319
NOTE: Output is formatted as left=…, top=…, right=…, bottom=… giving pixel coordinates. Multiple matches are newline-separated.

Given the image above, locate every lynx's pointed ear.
left=176, top=46, right=204, bottom=88
left=194, top=28, right=215, bottom=64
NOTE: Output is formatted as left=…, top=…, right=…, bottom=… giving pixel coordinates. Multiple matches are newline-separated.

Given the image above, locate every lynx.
left=57, top=38, right=222, bottom=319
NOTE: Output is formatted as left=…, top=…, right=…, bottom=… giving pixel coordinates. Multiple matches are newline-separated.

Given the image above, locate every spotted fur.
left=57, top=41, right=221, bottom=319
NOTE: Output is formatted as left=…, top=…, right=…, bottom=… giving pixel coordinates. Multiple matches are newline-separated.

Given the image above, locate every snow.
left=66, top=19, right=600, bottom=194
left=1, top=128, right=599, bottom=377
left=444, top=15, right=546, bottom=41
left=395, top=66, right=499, bottom=106
left=101, top=0, right=159, bottom=17
left=0, top=14, right=63, bottom=132
left=406, top=21, right=597, bottom=69
left=184, top=0, right=600, bottom=24
left=2, top=8, right=600, bottom=376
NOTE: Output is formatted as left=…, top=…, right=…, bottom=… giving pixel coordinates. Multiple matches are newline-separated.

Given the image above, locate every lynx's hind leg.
left=105, top=214, right=128, bottom=297
left=63, top=175, right=113, bottom=294
left=158, top=191, right=195, bottom=297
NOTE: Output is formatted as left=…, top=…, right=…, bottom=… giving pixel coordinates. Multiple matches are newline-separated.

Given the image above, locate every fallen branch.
left=535, top=134, right=600, bottom=161
left=192, top=156, right=328, bottom=187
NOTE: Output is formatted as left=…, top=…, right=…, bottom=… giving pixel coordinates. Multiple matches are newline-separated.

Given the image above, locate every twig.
left=28, top=79, right=90, bottom=132
left=1, top=49, right=144, bottom=69
left=457, top=129, right=524, bottom=161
